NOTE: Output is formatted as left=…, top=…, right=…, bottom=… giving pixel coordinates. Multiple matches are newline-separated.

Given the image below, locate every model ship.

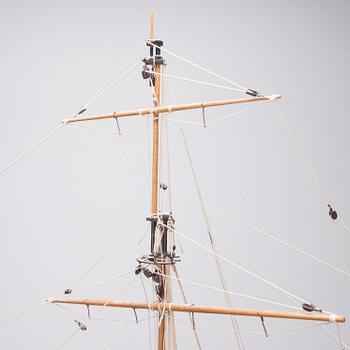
left=0, top=13, right=347, bottom=350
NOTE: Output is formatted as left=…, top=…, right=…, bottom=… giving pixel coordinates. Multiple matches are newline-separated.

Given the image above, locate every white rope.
left=276, top=106, right=350, bottom=237
left=53, top=275, right=139, bottom=350
left=165, top=68, right=245, bottom=350
left=206, top=98, right=274, bottom=127
left=169, top=224, right=309, bottom=304
left=145, top=69, right=244, bottom=92
left=87, top=329, right=112, bottom=350
left=140, top=275, right=153, bottom=350
left=146, top=41, right=248, bottom=92
left=80, top=119, right=350, bottom=280
left=172, top=266, right=203, bottom=350
left=269, top=321, right=330, bottom=336
left=174, top=187, right=350, bottom=278
left=60, top=269, right=134, bottom=298
left=276, top=105, right=329, bottom=202
left=322, top=324, right=350, bottom=349
left=339, top=217, right=350, bottom=236
left=55, top=302, right=156, bottom=324
left=53, top=328, right=81, bottom=350
left=161, top=264, right=301, bottom=311
left=170, top=315, right=264, bottom=336
left=91, top=67, right=139, bottom=104
left=0, top=123, right=64, bottom=177
left=0, top=301, right=50, bottom=322
left=68, top=220, right=144, bottom=288
left=173, top=197, right=301, bottom=310
left=83, top=43, right=144, bottom=108
left=88, top=275, right=138, bottom=322
left=165, top=98, right=275, bottom=128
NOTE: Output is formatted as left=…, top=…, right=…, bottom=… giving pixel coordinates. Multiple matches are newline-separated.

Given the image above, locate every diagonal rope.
left=172, top=266, right=203, bottom=349
left=174, top=187, right=350, bottom=278
left=165, top=67, right=245, bottom=350
left=53, top=275, right=138, bottom=349
left=83, top=43, right=144, bottom=108
left=87, top=329, right=112, bottom=350
left=173, top=196, right=302, bottom=310
left=322, top=324, right=350, bottom=349
left=146, top=40, right=248, bottom=92
left=53, top=327, right=81, bottom=350
left=170, top=224, right=309, bottom=304
left=77, top=118, right=350, bottom=279
left=0, top=301, right=50, bottom=322
left=276, top=105, right=350, bottom=237
left=170, top=315, right=264, bottom=336
left=0, top=123, right=64, bottom=176
left=146, top=69, right=244, bottom=92
left=67, top=220, right=144, bottom=289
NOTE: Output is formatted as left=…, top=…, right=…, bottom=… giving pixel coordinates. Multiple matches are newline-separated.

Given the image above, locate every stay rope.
left=146, top=41, right=248, bottom=92
left=164, top=70, right=245, bottom=350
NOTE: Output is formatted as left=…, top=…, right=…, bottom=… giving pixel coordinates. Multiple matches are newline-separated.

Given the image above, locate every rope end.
left=268, top=94, right=282, bottom=101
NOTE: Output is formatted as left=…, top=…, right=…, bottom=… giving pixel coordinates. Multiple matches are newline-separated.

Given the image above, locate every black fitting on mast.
left=136, top=213, right=180, bottom=266
left=142, top=40, right=165, bottom=84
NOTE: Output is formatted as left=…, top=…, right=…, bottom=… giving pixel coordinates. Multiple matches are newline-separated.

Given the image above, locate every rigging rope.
left=172, top=265, right=203, bottom=349
left=174, top=187, right=350, bottom=278
left=166, top=68, right=245, bottom=350
left=169, top=224, right=309, bottom=304
left=276, top=105, right=350, bottom=237
left=0, top=123, right=64, bottom=177
left=86, top=329, right=112, bottom=350
left=169, top=315, right=264, bottom=336
left=146, top=41, right=248, bottom=92
left=145, top=69, right=244, bottom=92
left=0, top=301, right=50, bottom=322
left=173, top=197, right=302, bottom=309
left=160, top=263, right=301, bottom=311
left=68, top=220, right=144, bottom=289
left=83, top=43, right=144, bottom=108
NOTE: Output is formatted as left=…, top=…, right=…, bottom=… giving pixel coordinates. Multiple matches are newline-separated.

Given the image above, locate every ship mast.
left=51, top=13, right=346, bottom=349
left=149, top=12, right=169, bottom=350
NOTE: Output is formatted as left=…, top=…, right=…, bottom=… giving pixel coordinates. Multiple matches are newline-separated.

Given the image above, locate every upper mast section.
left=142, top=12, right=165, bottom=215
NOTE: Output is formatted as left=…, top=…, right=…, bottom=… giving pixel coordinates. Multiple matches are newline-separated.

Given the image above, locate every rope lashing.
left=190, top=306, right=197, bottom=330
left=113, top=114, right=121, bottom=135
left=74, top=320, right=87, bottom=331
left=260, top=316, right=269, bottom=337
left=328, top=204, right=338, bottom=220
left=302, top=303, right=322, bottom=313
left=201, top=105, right=207, bottom=128
left=86, top=305, right=91, bottom=319
left=132, top=307, right=139, bottom=324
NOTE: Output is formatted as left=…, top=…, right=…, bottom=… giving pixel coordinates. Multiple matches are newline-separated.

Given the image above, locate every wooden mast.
left=49, top=15, right=347, bottom=346
left=149, top=13, right=168, bottom=350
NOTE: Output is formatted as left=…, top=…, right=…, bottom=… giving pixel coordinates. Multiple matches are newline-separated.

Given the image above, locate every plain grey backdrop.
left=0, top=0, right=349, bottom=349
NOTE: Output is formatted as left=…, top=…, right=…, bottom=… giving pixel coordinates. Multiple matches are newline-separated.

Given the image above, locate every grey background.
left=0, top=0, right=349, bottom=349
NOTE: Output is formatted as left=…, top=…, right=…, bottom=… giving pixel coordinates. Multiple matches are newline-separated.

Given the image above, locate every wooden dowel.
left=63, top=95, right=281, bottom=124
left=51, top=299, right=345, bottom=323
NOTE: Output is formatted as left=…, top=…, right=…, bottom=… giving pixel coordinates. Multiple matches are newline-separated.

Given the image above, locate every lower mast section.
left=139, top=21, right=178, bottom=349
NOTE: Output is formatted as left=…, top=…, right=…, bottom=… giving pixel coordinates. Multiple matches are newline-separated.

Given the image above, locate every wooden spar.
left=62, top=95, right=281, bottom=124
left=149, top=14, right=167, bottom=350
left=51, top=299, right=346, bottom=323
left=151, top=61, right=160, bottom=214
left=150, top=12, right=154, bottom=41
